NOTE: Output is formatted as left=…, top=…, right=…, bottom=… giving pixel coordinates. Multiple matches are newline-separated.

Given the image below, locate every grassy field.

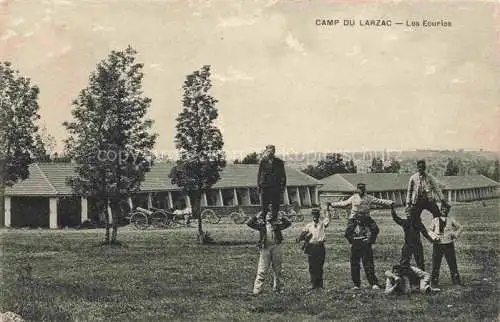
left=0, top=200, right=498, bottom=321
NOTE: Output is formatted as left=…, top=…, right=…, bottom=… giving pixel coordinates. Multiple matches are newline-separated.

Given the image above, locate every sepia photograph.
left=0, top=0, right=499, bottom=321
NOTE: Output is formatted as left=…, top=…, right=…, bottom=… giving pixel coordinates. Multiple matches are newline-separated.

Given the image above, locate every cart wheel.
left=150, top=211, right=167, bottom=229
left=231, top=212, right=245, bottom=224
left=295, top=213, right=305, bottom=222
left=201, top=209, right=217, bottom=224
left=130, top=212, right=148, bottom=230
left=208, top=210, right=220, bottom=224
left=211, top=213, right=221, bottom=224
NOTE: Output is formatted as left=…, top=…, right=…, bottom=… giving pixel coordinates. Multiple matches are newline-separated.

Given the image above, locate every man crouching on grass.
left=247, top=213, right=292, bottom=295
left=384, top=264, right=441, bottom=295
left=296, top=208, right=330, bottom=292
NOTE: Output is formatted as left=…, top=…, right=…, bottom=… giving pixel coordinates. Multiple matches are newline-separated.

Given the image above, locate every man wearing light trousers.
left=247, top=214, right=292, bottom=295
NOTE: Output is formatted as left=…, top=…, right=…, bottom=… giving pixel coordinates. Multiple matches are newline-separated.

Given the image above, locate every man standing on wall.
left=257, top=145, right=287, bottom=221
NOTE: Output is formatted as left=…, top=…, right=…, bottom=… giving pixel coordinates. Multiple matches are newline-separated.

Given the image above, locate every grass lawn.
left=0, top=200, right=498, bottom=321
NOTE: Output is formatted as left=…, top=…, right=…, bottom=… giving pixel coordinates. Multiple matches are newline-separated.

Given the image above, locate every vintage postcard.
left=0, top=0, right=498, bottom=321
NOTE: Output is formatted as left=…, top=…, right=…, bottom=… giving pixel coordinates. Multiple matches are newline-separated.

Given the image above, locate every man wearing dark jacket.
left=391, top=207, right=435, bottom=270
left=345, top=213, right=381, bottom=290
left=257, top=145, right=287, bottom=221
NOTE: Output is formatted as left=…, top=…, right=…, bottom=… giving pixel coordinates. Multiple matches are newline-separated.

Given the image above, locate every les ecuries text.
left=315, top=19, right=452, bottom=27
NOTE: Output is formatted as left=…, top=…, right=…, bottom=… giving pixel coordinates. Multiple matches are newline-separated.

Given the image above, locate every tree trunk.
left=110, top=198, right=120, bottom=243
left=189, top=190, right=204, bottom=243
left=0, top=183, right=5, bottom=228
left=0, top=157, right=5, bottom=227
left=111, top=223, right=118, bottom=242
left=104, top=199, right=110, bottom=244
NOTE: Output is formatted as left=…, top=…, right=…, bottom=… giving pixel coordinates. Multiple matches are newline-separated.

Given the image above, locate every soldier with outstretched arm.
left=328, top=182, right=395, bottom=218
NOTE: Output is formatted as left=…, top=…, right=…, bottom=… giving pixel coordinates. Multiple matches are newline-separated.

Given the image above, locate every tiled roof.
left=320, top=173, right=412, bottom=192
left=5, top=163, right=57, bottom=196
left=5, top=162, right=321, bottom=196
left=213, top=164, right=322, bottom=189
left=318, top=174, right=356, bottom=192
left=320, top=173, right=499, bottom=192
left=143, top=163, right=321, bottom=190
left=7, top=163, right=497, bottom=197
left=335, top=173, right=413, bottom=192
left=437, top=175, right=500, bottom=190
left=142, top=164, right=176, bottom=191
left=37, top=163, right=81, bottom=195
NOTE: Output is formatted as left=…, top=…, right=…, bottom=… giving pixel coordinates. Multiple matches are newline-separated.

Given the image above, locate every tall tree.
left=370, top=157, right=384, bottom=173
left=63, top=46, right=157, bottom=244
left=302, top=153, right=349, bottom=179
left=383, top=159, right=401, bottom=173
left=234, top=152, right=259, bottom=164
left=444, top=158, right=460, bottom=176
left=169, top=65, right=226, bottom=244
left=33, top=133, right=48, bottom=162
left=0, top=62, right=42, bottom=226
left=33, top=124, right=56, bottom=162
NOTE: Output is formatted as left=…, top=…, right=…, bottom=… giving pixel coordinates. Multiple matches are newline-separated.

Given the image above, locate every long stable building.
left=319, top=173, right=500, bottom=206
left=4, top=162, right=322, bottom=228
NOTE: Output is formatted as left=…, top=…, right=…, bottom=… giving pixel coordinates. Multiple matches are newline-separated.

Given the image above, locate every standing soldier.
left=406, top=159, right=449, bottom=223
left=345, top=212, right=381, bottom=290
left=257, top=145, right=287, bottom=222
left=296, top=208, right=330, bottom=292
left=429, top=204, right=464, bottom=287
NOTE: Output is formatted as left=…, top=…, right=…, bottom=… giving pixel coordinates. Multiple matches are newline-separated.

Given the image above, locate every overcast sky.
left=1, top=0, right=499, bottom=157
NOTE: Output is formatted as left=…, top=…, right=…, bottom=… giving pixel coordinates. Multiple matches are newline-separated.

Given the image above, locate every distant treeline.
left=282, top=150, right=499, bottom=181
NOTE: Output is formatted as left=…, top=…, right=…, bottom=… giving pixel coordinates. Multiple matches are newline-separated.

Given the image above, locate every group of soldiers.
left=247, top=146, right=463, bottom=295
